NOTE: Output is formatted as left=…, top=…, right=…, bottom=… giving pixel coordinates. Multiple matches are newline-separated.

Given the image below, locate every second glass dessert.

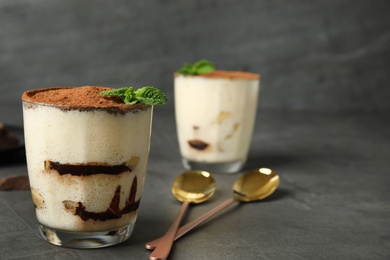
left=174, top=61, right=260, bottom=174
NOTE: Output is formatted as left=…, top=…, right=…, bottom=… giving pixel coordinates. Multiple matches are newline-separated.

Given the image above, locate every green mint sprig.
left=99, top=86, right=167, bottom=105
left=177, top=59, right=215, bottom=75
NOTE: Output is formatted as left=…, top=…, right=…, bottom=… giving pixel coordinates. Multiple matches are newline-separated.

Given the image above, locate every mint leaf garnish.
left=177, top=59, right=215, bottom=75
left=100, top=86, right=167, bottom=105
left=101, top=87, right=128, bottom=96
left=124, top=87, right=137, bottom=105
left=135, top=86, right=168, bottom=105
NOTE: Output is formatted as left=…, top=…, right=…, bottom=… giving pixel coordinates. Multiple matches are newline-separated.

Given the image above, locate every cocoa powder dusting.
left=22, top=86, right=150, bottom=114
left=174, top=70, right=260, bottom=80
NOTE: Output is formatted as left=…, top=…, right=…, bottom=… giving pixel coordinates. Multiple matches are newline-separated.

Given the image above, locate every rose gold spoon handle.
left=146, top=198, right=236, bottom=250
left=150, top=202, right=190, bottom=260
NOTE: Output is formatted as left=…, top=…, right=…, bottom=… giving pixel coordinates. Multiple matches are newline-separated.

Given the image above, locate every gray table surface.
left=0, top=108, right=389, bottom=260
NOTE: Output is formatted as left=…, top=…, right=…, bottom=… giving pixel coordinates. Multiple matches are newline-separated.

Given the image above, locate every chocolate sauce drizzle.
left=71, top=176, right=140, bottom=221
left=45, top=160, right=140, bottom=221
left=45, top=161, right=131, bottom=176
left=188, top=139, right=209, bottom=150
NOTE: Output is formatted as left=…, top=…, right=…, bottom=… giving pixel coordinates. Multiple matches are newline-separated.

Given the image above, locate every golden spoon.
left=146, top=168, right=279, bottom=250
left=149, top=170, right=216, bottom=260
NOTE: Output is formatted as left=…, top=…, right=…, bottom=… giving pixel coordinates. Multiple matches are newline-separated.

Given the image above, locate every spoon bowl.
left=233, top=168, right=280, bottom=202
left=172, top=170, right=216, bottom=204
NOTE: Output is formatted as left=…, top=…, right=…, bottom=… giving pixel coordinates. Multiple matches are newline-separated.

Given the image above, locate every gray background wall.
left=1, top=0, right=389, bottom=125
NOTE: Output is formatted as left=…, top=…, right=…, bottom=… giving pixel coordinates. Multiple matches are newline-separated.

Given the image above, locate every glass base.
left=182, top=158, right=245, bottom=174
left=38, top=223, right=134, bottom=249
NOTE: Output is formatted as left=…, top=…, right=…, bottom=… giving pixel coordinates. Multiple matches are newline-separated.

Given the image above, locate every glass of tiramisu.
left=174, top=60, right=260, bottom=174
left=22, top=86, right=166, bottom=248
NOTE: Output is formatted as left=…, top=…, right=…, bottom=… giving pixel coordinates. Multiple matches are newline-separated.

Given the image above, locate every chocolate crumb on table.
left=0, top=175, right=30, bottom=190
left=0, top=122, right=19, bottom=149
